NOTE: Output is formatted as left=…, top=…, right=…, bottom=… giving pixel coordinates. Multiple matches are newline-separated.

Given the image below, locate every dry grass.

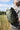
left=0, top=15, right=11, bottom=30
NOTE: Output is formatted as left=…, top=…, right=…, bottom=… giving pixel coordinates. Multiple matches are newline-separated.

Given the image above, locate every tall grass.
left=0, top=15, right=11, bottom=30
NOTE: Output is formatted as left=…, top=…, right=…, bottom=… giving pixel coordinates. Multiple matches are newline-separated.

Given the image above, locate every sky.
left=0, top=0, right=14, bottom=11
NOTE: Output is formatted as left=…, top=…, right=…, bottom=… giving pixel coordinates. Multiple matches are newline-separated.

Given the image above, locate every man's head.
left=14, top=0, right=20, bottom=7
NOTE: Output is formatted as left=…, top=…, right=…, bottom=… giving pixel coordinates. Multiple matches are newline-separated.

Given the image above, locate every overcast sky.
left=0, top=0, right=14, bottom=11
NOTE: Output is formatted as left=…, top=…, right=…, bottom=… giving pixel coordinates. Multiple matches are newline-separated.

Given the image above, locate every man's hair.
left=14, top=0, right=20, bottom=6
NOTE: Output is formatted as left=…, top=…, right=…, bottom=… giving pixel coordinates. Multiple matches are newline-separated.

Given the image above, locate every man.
left=11, top=0, right=20, bottom=30
left=6, top=0, right=20, bottom=30
left=14, top=0, right=20, bottom=23
left=11, top=0, right=20, bottom=29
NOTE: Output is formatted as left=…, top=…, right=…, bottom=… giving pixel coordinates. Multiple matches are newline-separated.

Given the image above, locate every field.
left=0, top=15, right=11, bottom=30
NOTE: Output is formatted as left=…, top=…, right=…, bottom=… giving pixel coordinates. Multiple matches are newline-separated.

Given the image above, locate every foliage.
left=0, top=11, right=6, bottom=15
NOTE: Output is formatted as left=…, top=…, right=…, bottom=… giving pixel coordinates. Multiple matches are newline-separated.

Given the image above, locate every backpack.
left=6, top=7, right=19, bottom=27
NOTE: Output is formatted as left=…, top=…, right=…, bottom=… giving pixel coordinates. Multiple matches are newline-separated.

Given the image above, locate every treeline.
left=0, top=11, right=6, bottom=15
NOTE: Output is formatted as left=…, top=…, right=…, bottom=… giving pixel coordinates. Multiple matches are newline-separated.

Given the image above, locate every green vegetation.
left=0, top=11, right=6, bottom=15
left=0, top=15, right=11, bottom=30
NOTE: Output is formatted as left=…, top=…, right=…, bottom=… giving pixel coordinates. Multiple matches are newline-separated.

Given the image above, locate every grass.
left=0, top=15, right=11, bottom=30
